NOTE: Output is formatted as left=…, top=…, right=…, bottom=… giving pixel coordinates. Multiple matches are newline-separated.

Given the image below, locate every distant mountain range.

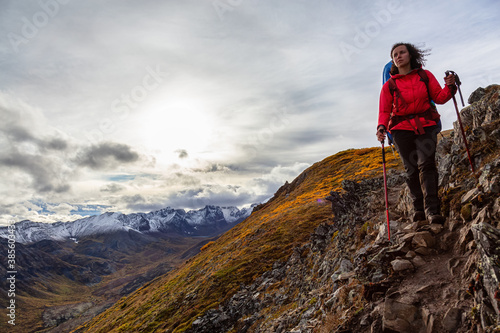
left=0, top=205, right=254, bottom=244
left=0, top=204, right=255, bottom=331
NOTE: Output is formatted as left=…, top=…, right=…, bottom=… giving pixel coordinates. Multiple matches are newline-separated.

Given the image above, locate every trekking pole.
left=381, top=138, right=391, bottom=241
left=445, top=70, right=475, bottom=174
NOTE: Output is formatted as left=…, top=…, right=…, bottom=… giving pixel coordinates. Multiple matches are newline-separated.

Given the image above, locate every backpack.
left=386, top=68, right=441, bottom=134
left=382, top=61, right=392, bottom=84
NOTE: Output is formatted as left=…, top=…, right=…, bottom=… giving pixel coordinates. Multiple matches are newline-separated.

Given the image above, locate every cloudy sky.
left=0, top=0, right=499, bottom=225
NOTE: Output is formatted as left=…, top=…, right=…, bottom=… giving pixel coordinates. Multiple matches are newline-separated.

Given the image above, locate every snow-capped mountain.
left=0, top=205, right=254, bottom=244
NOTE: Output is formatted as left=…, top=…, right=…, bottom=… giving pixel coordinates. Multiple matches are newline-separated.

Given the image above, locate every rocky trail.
left=358, top=194, right=476, bottom=332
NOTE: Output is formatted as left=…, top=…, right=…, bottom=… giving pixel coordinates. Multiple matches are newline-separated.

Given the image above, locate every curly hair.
left=389, top=43, right=431, bottom=75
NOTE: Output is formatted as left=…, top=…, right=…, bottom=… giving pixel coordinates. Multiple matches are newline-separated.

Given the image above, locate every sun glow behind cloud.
left=138, top=98, right=215, bottom=165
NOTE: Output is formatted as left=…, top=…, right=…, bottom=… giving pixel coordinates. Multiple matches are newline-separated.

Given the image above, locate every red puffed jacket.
left=378, top=68, right=455, bottom=132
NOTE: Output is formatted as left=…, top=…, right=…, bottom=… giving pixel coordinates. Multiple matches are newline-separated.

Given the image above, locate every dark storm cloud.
left=191, top=163, right=232, bottom=173
left=6, top=125, right=36, bottom=142
left=175, top=149, right=188, bottom=159
left=100, top=183, right=126, bottom=193
left=42, top=137, right=68, bottom=150
left=0, top=110, right=69, bottom=151
left=121, top=194, right=167, bottom=212
left=0, top=151, right=70, bottom=193
left=0, top=102, right=142, bottom=195
left=76, top=142, right=140, bottom=170
left=0, top=105, right=72, bottom=193
left=164, top=184, right=261, bottom=210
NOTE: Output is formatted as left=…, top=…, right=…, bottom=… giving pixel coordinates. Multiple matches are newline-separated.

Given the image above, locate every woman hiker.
left=376, top=42, right=456, bottom=224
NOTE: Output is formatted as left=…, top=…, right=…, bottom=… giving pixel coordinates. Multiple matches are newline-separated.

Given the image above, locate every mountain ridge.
left=0, top=204, right=254, bottom=332
left=0, top=204, right=254, bottom=244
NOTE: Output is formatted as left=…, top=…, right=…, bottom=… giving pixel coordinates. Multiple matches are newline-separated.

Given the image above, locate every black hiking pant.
left=391, top=125, right=441, bottom=217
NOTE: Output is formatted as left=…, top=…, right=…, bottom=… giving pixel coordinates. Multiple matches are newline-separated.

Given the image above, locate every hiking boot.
left=429, top=214, right=446, bottom=225
left=412, top=211, right=426, bottom=222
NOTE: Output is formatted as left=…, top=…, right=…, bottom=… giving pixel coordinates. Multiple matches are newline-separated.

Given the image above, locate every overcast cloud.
left=0, top=0, right=499, bottom=224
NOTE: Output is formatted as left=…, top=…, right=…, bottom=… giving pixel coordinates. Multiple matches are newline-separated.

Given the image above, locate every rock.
left=391, top=259, right=414, bottom=272
left=382, top=298, right=418, bottom=332
left=448, top=219, right=461, bottom=232
left=388, top=243, right=411, bottom=257
left=494, top=197, right=500, bottom=218
left=421, top=307, right=435, bottom=333
left=339, top=258, right=353, bottom=273
left=472, top=127, right=488, bottom=142
left=471, top=223, right=500, bottom=318
left=411, top=231, right=436, bottom=249
left=491, top=129, right=500, bottom=147
left=414, top=247, right=433, bottom=256
left=457, top=226, right=473, bottom=253
left=480, top=301, right=498, bottom=329
left=405, top=250, right=416, bottom=259
left=489, top=175, right=500, bottom=194
left=479, top=164, right=493, bottom=191
left=332, top=258, right=355, bottom=282
left=461, top=188, right=479, bottom=203
left=447, top=258, right=462, bottom=277
left=371, top=271, right=386, bottom=283
left=466, top=240, right=477, bottom=251
left=338, top=271, right=355, bottom=281
left=427, top=224, right=443, bottom=235
left=438, top=154, right=453, bottom=187
left=442, top=308, right=462, bottom=332
left=472, top=207, right=490, bottom=225
left=468, top=87, right=487, bottom=104
left=399, top=233, right=416, bottom=243
left=360, top=313, right=371, bottom=326
left=411, top=256, right=426, bottom=268
left=376, top=220, right=401, bottom=243
left=416, top=285, right=435, bottom=295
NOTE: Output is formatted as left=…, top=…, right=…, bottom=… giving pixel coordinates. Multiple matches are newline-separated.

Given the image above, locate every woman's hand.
left=376, top=126, right=386, bottom=143
left=444, top=73, right=456, bottom=86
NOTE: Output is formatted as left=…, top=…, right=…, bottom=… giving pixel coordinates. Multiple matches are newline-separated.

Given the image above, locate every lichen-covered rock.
left=471, top=223, right=500, bottom=326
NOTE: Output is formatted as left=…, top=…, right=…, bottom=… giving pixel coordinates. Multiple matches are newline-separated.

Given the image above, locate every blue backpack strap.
left=382, top=61, right=396, bottom=139
left=383, top=61, right=392, bottom=84
left=386, top=131, right=394, bottom=145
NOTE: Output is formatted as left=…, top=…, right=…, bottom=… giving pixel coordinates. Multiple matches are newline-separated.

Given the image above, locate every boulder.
left=471, top=222, right=500, bottom=323
left=411, top=231, right=436, bottom=249
left=382, top=298, right=418, bottom=332
left=391, top=259, right=414, bottom=272
left=468, top=87, right=486, bottom=104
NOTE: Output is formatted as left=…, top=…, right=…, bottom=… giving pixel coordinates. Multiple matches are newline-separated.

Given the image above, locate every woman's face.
left=392, top=45, right=411, bottom=68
